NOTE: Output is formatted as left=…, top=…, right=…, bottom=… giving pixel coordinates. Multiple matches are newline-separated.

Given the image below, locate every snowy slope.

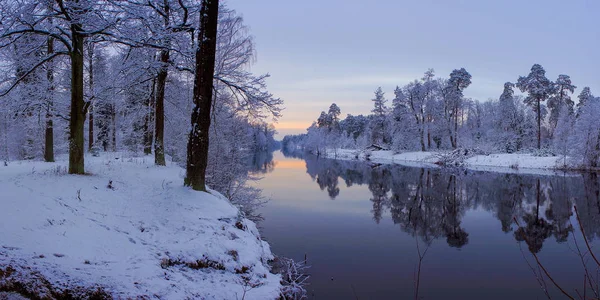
left=0, top=153, right=281, bottom=299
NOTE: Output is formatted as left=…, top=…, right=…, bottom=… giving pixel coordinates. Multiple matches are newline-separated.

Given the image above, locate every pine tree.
left=444, top=68, right=472, bottom=149
left=548, top=74, right=575, bottom=135
left=576, top=87, right=593, bottom=117
left=370, top=87, right=388, bottom=145
left=516, top=64, right=554, bottom=149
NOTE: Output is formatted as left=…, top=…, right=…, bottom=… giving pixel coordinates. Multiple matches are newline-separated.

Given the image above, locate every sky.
left=227, top=0, right=600, bottom=138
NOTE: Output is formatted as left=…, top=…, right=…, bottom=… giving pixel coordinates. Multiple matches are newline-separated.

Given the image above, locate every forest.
left=283, top=66, right=600, bottom=170
left=0, top=0, right=281, bottom=199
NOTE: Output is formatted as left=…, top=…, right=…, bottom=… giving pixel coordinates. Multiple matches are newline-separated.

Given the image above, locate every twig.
left=351, top=284, right=359, bottom=300
left=571, top=219, right=599, bottom=298
left=414, top=234, right=430, bottom=300
left=574, top=205, right=600, bottom=268
left=518, top=242, right=551, bottom=299
left=514, top=217, right=574, bottom=299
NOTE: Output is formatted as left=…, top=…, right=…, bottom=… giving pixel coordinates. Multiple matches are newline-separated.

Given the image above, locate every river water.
left=252, top=150, right=600, bottom=299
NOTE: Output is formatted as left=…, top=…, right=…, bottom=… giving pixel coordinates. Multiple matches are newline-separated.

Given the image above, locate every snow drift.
left=0, top=153, right=281, bottom=299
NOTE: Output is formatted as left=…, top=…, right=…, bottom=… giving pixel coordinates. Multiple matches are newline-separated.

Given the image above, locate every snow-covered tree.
left=443, top=68, right=472, bottom=149
left=553, top=105, right=573, bottom=167
left=547, top=74, right=575, bottom=135
left=328, top=103, right=341, bottom=124
left=576, top=87, right=593, bottom=117
left=516, top=64, right=554, bottom=149
left=370, top=87, right=388, bottom=145
left=571, top=96, right=600, bottom=168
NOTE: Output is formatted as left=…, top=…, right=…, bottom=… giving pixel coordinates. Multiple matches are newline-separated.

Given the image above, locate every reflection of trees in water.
left=247, top=150, right=276, bottom=174
left=280, top=148, right=307, bottom=160
left=575, top=173, right=600, bottom=241
left=301, top=154, right=600, bottom=251
left=368, top=167, right=391, bottom=224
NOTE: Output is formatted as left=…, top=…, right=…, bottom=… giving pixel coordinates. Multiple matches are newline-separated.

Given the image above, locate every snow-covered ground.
left=323, top=149, right=567, bottom=175
left=0, top=153, right=281, bottom=299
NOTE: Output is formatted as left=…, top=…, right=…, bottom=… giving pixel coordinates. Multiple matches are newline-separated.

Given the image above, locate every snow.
left=0, top=153, right=281, bottom=299
left=322, top=148, right=567, bottom=176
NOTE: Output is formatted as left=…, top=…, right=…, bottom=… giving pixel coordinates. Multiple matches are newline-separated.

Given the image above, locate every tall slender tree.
left=44, top=2, right=55, bottom=162
left=547, top=74, right=575, bottom=135
left=185, top=0, right=219, bottom=191
left=516, top=64, right=554, bottom=149
left=576, top=87, right=592, bottom=118
left=444, top=68, right=471, bottom=149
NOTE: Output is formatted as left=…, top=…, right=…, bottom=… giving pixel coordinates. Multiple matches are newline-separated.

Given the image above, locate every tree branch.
left=0, top=51, right=68, bottom=97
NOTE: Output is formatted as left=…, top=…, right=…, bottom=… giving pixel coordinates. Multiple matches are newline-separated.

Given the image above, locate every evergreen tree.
left=370, top=87, right=388, bottom=145
left=516, top=64, right=554, bottom=149
left=548, top=74, right=575, bottom=134
left=444, top=68, right=472, bottom=149
left=576, top=87, right=593, bottom=117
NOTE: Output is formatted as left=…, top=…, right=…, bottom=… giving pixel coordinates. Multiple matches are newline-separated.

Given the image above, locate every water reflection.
left=246, top=150, right=277, bottom=174
left=292, top=152, right=600, bottom=252
left=258, top=150, right=600, bottom=299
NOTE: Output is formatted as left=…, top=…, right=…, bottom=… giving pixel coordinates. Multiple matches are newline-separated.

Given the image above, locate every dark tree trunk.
left=537, top=98, right=541, bottom=149
left=68, top=28, right=86, bottom=174
left=87, top=45, right=94, bottom=151
left=111, top=105, right=116, bottom=151
left=154, top=1, right=171, bottom=166
left=143, top=78, right=156, bottom=155
left=419, top=126, right=425, bottom=151
left=453, top=107, right=459, bottom=149
left=154, top=50, right=169, bottom=165
left=185, top=0, right=219, bottom=191
left=44, top=35, right=54, bottom=162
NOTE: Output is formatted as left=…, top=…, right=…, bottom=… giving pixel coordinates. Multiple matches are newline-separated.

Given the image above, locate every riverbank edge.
left=317, top=148, right=585, bottom=176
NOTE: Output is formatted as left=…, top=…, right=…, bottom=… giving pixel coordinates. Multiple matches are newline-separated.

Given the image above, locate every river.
left=252, top=150, right=600, bottom=299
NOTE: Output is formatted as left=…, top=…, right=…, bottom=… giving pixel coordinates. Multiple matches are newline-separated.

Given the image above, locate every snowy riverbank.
left=0, top=153, right=281, bottom=299
left=322, top=148, right=569, bottom=176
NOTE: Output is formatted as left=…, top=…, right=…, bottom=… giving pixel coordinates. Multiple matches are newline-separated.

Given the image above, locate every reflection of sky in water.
left=255, top=151, right=599, bottom=299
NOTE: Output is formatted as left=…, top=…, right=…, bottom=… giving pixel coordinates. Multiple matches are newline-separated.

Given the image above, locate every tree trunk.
left=185, top=0, right=220, bottom=191
left=419, top=126, right=425, bottom=151
left=427, top=116, right=431, bottom=150
left=154, top=50, right=168, bottom=166
left=143, top=78, right=156, bottom=155
left=87, top=45, right=94, bottom=151
left=537, top=98, right=541, bottom=149
left=68, top=28, right=86, bottom=174
left=44, top=35, right=54, bottom=162
left=111, top=105, right=116, bottom=151
left=454, top=107, right=459, bottom=149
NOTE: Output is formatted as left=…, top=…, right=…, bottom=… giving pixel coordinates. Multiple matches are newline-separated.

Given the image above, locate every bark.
left=143, top=78, right=156, bottom=155
left=87, top=45, right=94, bottom=150
left=154, top=1, right=170, bottom=166
left=68, top=27, right=86, bottom=174
left=111, top=105, right=116, bottom=151
left=453, top=107, right=459, bottom=149
left=537, top=98, right=541, bottom=149
left=419, top=128, right=425, bottom=151
left=154, top=49, right=168, bottom=165
left=44, top=35, right=54, bottom=162
left=185, top=0, right=219, bottom=191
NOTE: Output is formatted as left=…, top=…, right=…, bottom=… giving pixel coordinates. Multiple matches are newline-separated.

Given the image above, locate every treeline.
left=0, top=1, right=281, bottom=196
left=283, top=66, right=600, bottom=169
